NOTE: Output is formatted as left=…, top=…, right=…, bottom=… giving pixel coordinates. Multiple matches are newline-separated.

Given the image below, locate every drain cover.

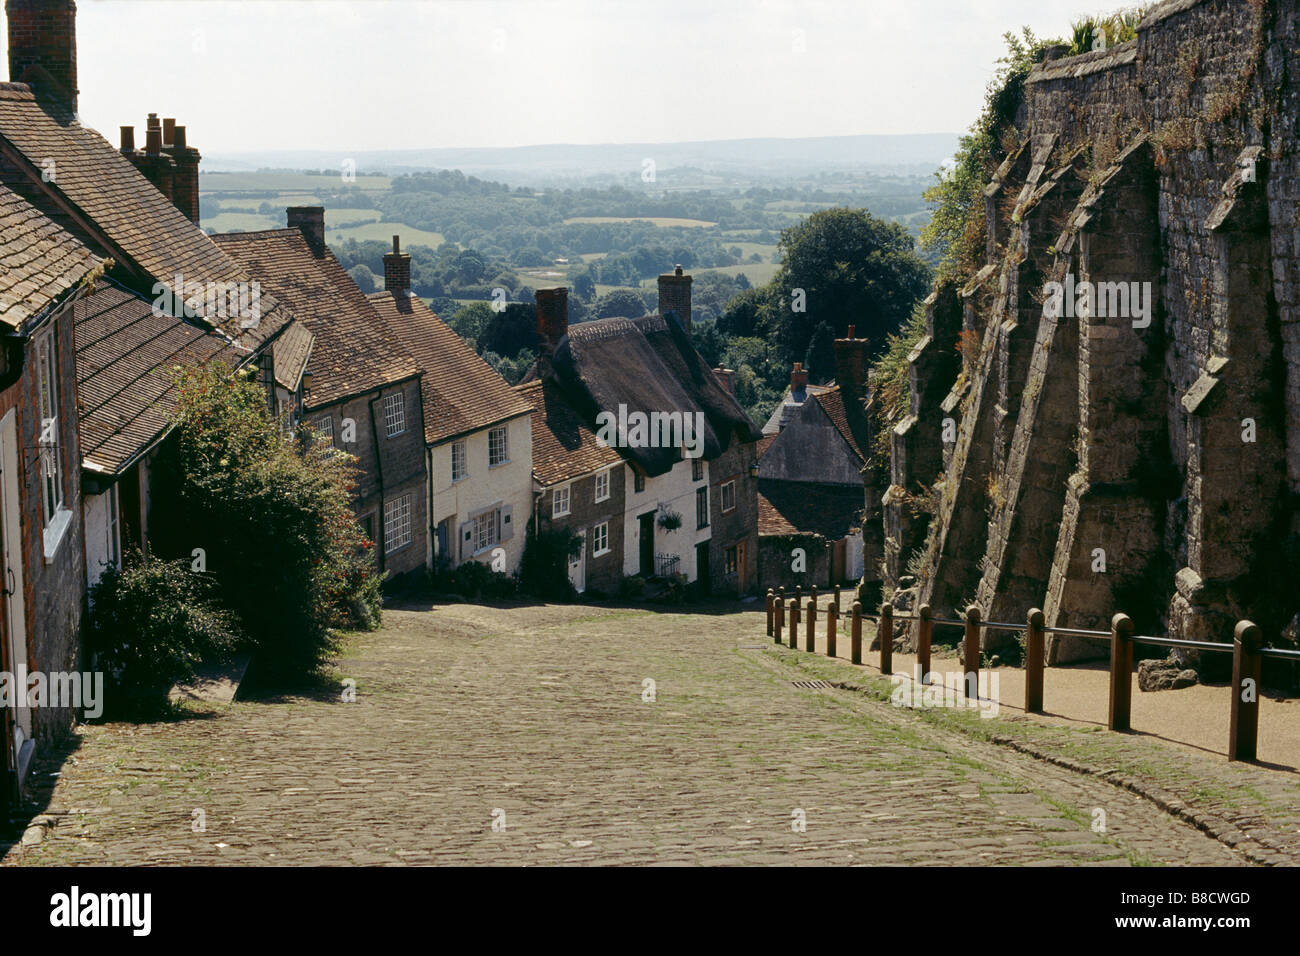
left=790, top=680, right=833, bottom=689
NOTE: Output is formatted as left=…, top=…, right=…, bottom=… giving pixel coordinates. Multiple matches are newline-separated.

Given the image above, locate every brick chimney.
left=833, top=325, right=870, bottom=410
left=6, top=0, right=78, bottom=112
left=125, top=121, right=175, bottom=201
left=535, top=287, right=568, bottom=377
left=790, top=361, right=808, bottom=393
left=384, top=235, right=411, bottom=292
left=287, top=206, right=326, bottom=256
left=658, top=264, right=692, bottom=334
left=714, top=366, right=736, bottom=396
left=164, top=124, right=201, bottom=223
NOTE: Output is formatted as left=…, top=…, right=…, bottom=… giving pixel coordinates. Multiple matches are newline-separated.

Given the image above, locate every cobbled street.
left=1, top=601, right=1279, bottom=866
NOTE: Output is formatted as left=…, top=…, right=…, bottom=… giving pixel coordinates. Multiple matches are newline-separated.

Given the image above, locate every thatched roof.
left=548, top=313, right=761, bottom=478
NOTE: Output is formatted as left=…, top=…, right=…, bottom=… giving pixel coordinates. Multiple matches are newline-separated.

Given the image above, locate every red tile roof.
left=0, top=178, right=100, bottom=328
left=214, top=230, right=419, bottom=409
left=515, top=379, right=622, bottom=486
left=368, top=290, right=533, bottom=444
left=75, top=282, right=242, bottom=474
left=0, top=82, right=293, bottom=350
left=757, top=479, right=863, bottom=540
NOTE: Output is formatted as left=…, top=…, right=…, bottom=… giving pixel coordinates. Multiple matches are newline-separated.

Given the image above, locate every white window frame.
left=35, top=326, right=64, bottom=528
left=488, top=426, right=509, bottom=468
left=692, top=458, right=704, bottom=482
left=594, top=468, right=610, bottom=503
left=592, top=521, right=610, bottom=557
left=473, top=509, right=500, bottom=553
left=383, top=392, right=407, bottom=438
left=451, top=440, right=468, bottom=482
left=553, top=484, right=571, bottom=518
left=315, top=415, right=334, bottom=448
left=721, top=479, right=737, bottom=514
left=383, top=494, right=413, bottom=554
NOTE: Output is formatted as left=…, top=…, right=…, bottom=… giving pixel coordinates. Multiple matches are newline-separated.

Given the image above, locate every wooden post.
left=833, top=585, right=841, bottom=612
left=789, top=599, right=799, bottom=649
left=1108, top=613, right=1134, bottom=732
left=810, top=586, right=818, bottom=614
left=963, top=605, right=981, bottom=700
left=778, top=586, right=785, bottom=608
left=917, top=604, right=933, bottom=684
left=805, top=599, right=816, bottom=653
left=774, top=596, right=785, bottom=645
left=850, top=601, right=862, bottom=665
left=766, top=589, right=774, bottom=637
left=879, top=603, right=894, bottom=675
left=794, top=586, right=802, bottom=610
left=1025, top=608, right=1045, bottom=714
left=826, top=603, right=838, bottom=658
left=1228, top=620, right=1262, bottom=762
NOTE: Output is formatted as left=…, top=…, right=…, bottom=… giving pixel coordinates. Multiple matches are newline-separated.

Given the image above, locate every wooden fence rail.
left=762, top=588, right=1300, bottom=763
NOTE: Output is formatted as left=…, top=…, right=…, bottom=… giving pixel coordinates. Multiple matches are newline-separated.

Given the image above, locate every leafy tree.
left=573, top=272, right=597, bottom=302
left=348, top=263, right=378, bottom=294
left=771, top=207, right=930, bottom=364
left=150, top=363, right=383, bottom=677
left=804, top=321, right=836, bottom=383
left=594, top=288, right=648, bottom=319
left=480, top=303, right=538, bottom=359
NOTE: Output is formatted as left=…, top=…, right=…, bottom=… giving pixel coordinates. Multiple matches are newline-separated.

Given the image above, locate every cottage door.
left=0, top=410, right=31, bottom=774
left=568, top=529, right=586, bottom=594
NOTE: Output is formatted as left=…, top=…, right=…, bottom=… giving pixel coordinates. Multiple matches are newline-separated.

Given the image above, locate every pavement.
left=2, top=598, right=1296, bottom=866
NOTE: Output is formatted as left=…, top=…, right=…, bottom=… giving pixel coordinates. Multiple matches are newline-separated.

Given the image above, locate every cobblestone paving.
left=1, top=601, right=1258, bottom=866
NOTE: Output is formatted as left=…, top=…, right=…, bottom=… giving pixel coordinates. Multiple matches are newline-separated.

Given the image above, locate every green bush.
left=433, top=558, right=518, bottom=600
left=87, top=555, right=240, bottom=716
left=519, top=525, right=582, bottom=601
left=150, top=363, right=384, bottom=677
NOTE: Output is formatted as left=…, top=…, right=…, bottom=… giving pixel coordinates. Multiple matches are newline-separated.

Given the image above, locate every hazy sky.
left=17, top=0, right=1092, bottom=152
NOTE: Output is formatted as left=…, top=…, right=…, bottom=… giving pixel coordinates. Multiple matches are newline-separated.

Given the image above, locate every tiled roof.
left=0, top=82, right=292, bottom=349
left=757, top=479, right=862, bottom=540
left=75, top=282, right=242, bottom=475
left=369, top=289, right=533, bottom=444
left=515, top=379, right=622, bottom=486
left=213, top=230, right=419, bottom=409
left=814, top=387, right=868, bottom=466
left=0, top=178, right=100, bottom=329
left=761, top=382, right=833, bottom=435
left=272, top=320, right=314, bottom=391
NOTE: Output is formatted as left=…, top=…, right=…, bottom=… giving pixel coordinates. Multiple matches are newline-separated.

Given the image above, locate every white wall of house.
left=82, top=484, right=120, bottom=589
left=622, top=457, right=711, bottom=581
left=429, top=412, right=533, bottom=572
left=845, top=529, right=864, bottom=581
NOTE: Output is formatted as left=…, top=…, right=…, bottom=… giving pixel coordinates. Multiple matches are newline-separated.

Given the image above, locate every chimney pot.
left=147, top=112, right=160, bottom=129
left=119, top=125, right=135, bottom=153
left=790, top=362, right=809, bottom=392
left=173, top=125, right=187, bottom=150
left=847, top=324, right=855, bottom=339
left=145, top=126, right=162, bottom=155
left=162, top=117, right=176, bottom=147
left=286, top=206, right=326, bottom=255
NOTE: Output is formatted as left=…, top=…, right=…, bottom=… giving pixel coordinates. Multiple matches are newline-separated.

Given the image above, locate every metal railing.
left=762, top=586, right=1300, bottom=764
left=654, top=553, right=680, bottom=578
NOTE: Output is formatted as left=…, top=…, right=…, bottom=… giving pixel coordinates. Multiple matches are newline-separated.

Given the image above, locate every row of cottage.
left=0, top=0, right=875, bottom=803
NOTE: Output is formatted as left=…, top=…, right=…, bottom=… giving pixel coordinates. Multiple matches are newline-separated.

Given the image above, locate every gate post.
left=766, top=589, right=774, bottom=637
left=826, top=603, right=838, bottom=658
left=774, top=595, right=785, bottom=645
left=879, top=603, right=894, bottom=675
left=851, top=602, right=862, bottom=665
left=1228, top=620, right=1262, bottom=762
left=917, top=604, right=933, bottom=684
left=1108, top=613, right=1134, bottom=732
left=1025, top=608, right=1045, bottom=714
left=963, top=605, right=982, bottom=700
left=789, top=599, right=799, bottom=650
left=805, top=599, right=817, bottom=653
